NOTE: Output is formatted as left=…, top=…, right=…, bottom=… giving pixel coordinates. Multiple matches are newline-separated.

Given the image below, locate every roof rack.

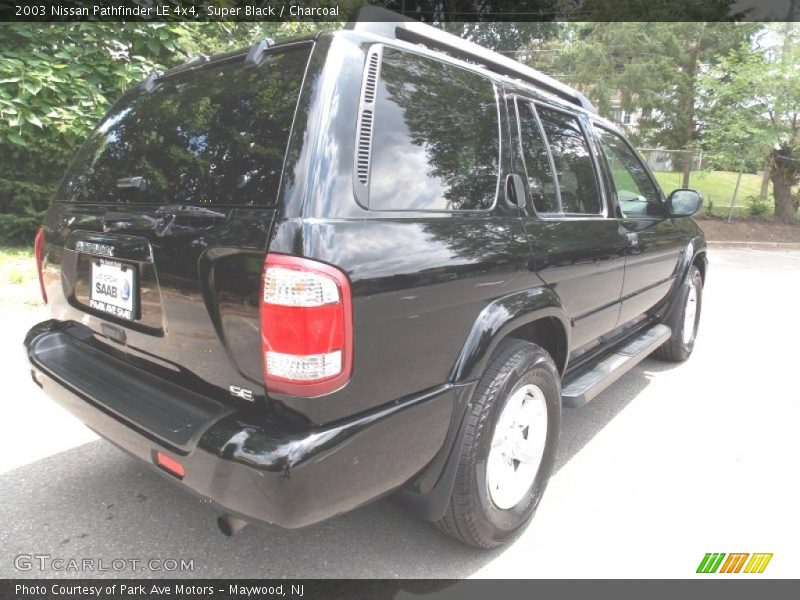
left=345, top=6, right=597, bottom=115
left=160, top=54, right=211, bottom=78
left=245, top=38, right=275, bottom=66
left=140, top=70, right=162, bottom=93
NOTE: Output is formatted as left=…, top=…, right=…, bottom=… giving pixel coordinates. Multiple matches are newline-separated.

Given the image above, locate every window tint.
left=596, top=128, right=662, bottom=217
left=368, top=48, right=500, bottom=211
left=58, top=46, right=311, bottom=206
left=537, top=108, right=602, bottom=215
left=517, top=101, right=559, bottom=213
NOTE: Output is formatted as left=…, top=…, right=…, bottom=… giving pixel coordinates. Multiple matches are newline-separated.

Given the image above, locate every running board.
left=561, top=324, right=671, bottom=408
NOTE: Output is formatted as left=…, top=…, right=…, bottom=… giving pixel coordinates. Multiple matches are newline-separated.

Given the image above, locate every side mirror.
left=667, top=189, right=703, bottom=217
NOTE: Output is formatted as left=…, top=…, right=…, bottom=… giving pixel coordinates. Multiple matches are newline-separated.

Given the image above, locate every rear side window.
left=516, top=101, right=559, bottom=213
left=57, top=45, right=312, bottom=206
left=367, top=48, right=500, bottom=211
left=537, top=107, right=602, bottom=215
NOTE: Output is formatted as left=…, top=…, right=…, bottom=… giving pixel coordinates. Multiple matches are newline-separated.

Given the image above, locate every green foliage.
left=0, top=22, right=341, bottom=245
left=699, top=24, right=800, bottom=222
left=698, top=40, right=776, bottom=173
left=525, top=22, right=757, bottom=151
left=746, top=195, right=771, bottom=218
left=0, top=23, right=185, bottom=244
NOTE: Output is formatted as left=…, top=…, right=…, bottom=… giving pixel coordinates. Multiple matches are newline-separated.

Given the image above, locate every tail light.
left=34, top=227, right=47, bottom=304
left=260, top=254, right=353, bottom=397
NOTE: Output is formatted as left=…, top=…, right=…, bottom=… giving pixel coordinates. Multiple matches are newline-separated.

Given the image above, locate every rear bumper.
left=25, top=320, right=464, bottom=529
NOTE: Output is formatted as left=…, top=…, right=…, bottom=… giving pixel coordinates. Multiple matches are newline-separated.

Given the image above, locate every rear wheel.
left=436, top=339, right=561, bottom=548
left=655, top=265, right=703, bottom=362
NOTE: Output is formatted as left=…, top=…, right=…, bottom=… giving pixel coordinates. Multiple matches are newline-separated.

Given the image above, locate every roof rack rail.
left=140, top=70, right=162, bottom=93
left=161, top=54, right=211, bottom=78
left=345, top=6, right=597, bottom=115
left=245, top=38, right=275, bottom=66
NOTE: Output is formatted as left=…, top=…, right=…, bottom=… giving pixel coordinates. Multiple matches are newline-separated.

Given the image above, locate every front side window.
left=537, top=107, right=603, bottom=215
left=596, top=128, right=662, bottom=217
left=368, top=48, right=500, bottom=211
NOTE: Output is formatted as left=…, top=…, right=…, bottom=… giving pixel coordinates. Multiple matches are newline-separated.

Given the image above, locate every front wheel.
left=436, top=339, right=561, bottom=549
left=655, top=265, right=703, bottom=362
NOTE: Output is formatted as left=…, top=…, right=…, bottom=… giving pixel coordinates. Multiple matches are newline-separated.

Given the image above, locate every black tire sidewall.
left=471, top=346, right=561, bottom=545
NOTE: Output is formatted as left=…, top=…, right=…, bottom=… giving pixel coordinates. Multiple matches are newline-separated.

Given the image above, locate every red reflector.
left=154, top=451, right=185, bottom=479
left=34, top=227, right=47, bottom=304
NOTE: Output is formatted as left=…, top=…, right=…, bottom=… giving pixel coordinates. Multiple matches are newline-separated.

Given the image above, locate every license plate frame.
left=89, top=259, right=138, bottom=321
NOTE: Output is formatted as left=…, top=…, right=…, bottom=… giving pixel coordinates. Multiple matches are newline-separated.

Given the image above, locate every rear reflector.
left=154, top=451, right=185, bottom=479
left=34, top=227, right=47, bottom=304
left=260, top=254, right=353, bottom=397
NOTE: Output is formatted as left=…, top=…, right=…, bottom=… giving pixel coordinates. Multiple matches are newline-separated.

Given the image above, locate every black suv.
left=25, top=12, right=706, bottom=548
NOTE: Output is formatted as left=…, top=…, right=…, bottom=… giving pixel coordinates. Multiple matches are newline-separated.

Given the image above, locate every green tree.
left=700, top=25, right=800, bottom=223
left=0, top=23, right=185, bottom=244
left=526, top=21, right=756, bottom=187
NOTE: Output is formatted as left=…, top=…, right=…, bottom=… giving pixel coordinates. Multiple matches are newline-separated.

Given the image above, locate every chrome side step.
left=561, top=324, right=671, bottom=408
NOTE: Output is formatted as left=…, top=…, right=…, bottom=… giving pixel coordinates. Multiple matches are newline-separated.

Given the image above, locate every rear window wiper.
left=116, top=176, right=147, bottom=191
left=155, top=205, right=227, bottom=219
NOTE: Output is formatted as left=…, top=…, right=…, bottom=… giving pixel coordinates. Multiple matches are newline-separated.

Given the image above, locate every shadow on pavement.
left=0, top=359, right=680, bottom=580
left=556, top=358, right=680, bottom=472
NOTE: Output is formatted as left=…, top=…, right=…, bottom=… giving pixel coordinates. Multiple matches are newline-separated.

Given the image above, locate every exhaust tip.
left=217, top=514, right=249, bottom=537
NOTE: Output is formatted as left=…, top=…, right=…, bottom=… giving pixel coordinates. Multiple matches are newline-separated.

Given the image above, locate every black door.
left=511, top=97, right=626, bottom=352
left=593, top=126, right=685, bottom=326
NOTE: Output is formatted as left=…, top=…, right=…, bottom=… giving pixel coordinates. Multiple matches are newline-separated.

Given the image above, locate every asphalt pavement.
left=1, top=248, right=798, bottom=578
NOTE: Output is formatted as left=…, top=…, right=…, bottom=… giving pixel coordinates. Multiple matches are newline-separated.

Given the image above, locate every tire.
left=436, top=339, right=561, bottom=549
left=655, top=265, right=703, bottom=362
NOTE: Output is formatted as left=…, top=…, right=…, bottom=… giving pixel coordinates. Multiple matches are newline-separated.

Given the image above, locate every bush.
left=0, top=24, right=186, bottom=245
left=746, top=195, right=770, bottom=218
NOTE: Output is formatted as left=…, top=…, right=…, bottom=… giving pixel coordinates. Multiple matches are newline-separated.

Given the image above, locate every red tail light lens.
left=34, top=227, right=47, bottom=304
left=260, top=254, right=353, bottom=397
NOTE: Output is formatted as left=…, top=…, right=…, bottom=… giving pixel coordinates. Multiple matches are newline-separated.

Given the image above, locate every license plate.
left=90, top=259, right=137, bottom=321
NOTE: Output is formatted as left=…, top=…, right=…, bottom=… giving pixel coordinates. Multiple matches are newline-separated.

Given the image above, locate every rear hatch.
left=42, top=41, right=314, bottom=409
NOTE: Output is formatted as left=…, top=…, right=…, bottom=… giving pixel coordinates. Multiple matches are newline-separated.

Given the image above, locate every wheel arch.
left=693, top=249, right=707, bottom=284
left=398, top=287, right=570, bottom=522
left=449, top=286, right=571, bottom=383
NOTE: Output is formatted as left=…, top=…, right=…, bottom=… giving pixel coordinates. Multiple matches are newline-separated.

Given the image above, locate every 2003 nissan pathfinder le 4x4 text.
left=25, top=11, right=707, bottom=548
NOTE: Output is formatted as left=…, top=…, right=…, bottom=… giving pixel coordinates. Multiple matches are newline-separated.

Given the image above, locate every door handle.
left=505, top=173, right=526, bottom=209
left=625, top=232, right=639, bottom=249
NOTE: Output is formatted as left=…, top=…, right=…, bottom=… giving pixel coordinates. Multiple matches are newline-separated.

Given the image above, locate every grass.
left=652, top=170, right=779, bottom=218
left=0, top=247, right=36, bottom=286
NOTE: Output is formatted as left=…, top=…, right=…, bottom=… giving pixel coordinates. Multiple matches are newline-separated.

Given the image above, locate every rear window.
left=57, top=45, right=311, bottom=207
left=368, top=48, right=500, bottom=211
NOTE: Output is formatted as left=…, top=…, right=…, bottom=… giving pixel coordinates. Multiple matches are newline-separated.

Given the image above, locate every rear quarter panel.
left=268, top=32, right=541, bottom=424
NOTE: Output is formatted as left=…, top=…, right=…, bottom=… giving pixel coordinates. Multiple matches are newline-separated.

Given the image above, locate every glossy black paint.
left=25, top=320, right=468, bottom=528
left=29, top=28, right=707, bottom=528
left=41, top=203, right=275, bottom=411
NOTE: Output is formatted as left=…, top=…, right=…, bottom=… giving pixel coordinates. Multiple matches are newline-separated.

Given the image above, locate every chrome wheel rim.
left=487, top=384, right=548, bottom=510
left=682, top=280, right=698, bottom=345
